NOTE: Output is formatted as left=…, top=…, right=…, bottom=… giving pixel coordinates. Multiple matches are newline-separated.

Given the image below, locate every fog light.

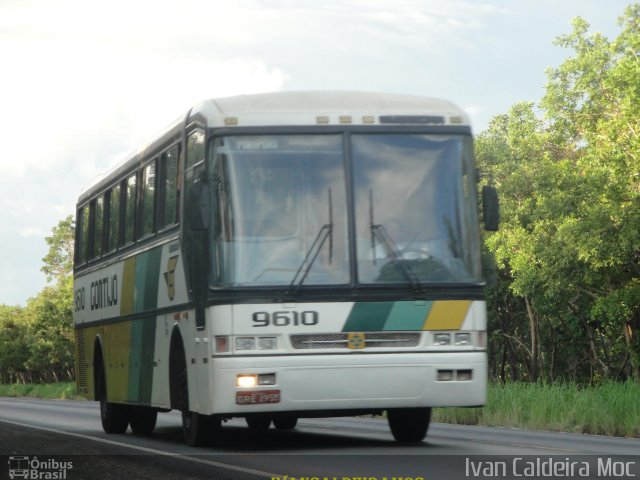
left=437, top=369, right=454, bottom=381
left=455, top=333, right=471, bottom=346
left=257, top=337, right=277, bottom=350
left=237, top=374, right=257, bottom=387
left=457, top=369, right=473, bottom=381
left=433, top=333, right=451, bottom=346
left=236, top=337, right=256, bottom=350
left=258, top=373, right=276, bottom=385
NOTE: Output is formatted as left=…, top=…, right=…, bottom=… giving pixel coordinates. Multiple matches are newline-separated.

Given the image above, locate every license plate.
left=236, top=390, right=281, bottom=405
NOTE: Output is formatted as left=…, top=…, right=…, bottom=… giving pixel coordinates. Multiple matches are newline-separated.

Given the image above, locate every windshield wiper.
left=369, top=189, right=424, bottom=293
left=287, top=189, right=334, bottom=294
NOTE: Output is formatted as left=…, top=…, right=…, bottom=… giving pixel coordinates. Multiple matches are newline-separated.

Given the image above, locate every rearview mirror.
left=482, top=185, right=500, bottom=231
left=186, top=176, right=210, bottom=231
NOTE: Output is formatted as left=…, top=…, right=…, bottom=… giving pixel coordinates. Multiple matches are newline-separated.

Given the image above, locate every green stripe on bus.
left=133, top=247, right=162, bottom=313
left=127, top=316, right=157, bottom=403
left=383, top=301, right=432, bottom=330
left=144, top=247, right=162, bottom=310
left=127, top=246, right=162, bottom=403
left=342, top=302, right=394, bottom=332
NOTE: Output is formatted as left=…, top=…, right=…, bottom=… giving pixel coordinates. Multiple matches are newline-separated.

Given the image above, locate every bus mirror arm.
left=482, top=185, right=500, bottom=231
left=186, top=178, right=211, bottom=231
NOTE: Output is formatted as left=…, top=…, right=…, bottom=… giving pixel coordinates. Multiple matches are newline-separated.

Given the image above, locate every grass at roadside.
left=1, top=381, right=638, bottom=437
left=0, top=382, right=80, bottom=400
left=433, top=380, right=640, bottom=437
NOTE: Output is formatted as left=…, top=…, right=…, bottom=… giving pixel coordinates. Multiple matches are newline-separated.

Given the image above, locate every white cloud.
left=18, top=227, right=47, bottom=238
left=2, top=0, right=622, bottom=306
left=0, top=0, right=501, bottom=306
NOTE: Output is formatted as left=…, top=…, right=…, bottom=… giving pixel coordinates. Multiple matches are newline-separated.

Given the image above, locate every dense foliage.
left=480, top=4, right=640, bottom=383
left=0, top=216, right=75, bottom=383
left=0, top=5, right=638, bottom=386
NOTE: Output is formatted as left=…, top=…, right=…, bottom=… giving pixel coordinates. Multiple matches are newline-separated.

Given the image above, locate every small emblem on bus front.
left=348, top=332, right=366, bottom=349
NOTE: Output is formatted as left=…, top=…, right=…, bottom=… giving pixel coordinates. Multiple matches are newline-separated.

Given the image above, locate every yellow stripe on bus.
left=422, top=300, right=471, bottom=331
left=120, top=257, right=136, bottom=315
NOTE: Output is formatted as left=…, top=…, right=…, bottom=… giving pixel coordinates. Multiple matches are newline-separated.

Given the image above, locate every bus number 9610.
left=252, top=311, right=319, bottom=327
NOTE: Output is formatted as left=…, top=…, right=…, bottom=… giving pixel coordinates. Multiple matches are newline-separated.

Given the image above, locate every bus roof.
left=79, top=91, right=470, bottom=203
left=192, top=90, right=469, bottom=128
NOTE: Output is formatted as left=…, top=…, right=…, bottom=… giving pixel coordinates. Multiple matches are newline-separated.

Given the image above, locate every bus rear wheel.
left=129, top=406, right=158, bottom=434
left=387, top=407, right=431, bottom=443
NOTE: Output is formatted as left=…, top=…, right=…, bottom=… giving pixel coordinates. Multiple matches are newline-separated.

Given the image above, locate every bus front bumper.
left=208, top=351, right=487, bottom=416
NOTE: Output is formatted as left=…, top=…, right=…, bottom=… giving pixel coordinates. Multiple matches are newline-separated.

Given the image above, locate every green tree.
left=0, top=305, right=29, bottom=383
left=22, top=277, right=75, bottom=383
left=41, top=215, right=75, bottom=284
left=542, top=4, right=640, bottom=381
left=479, top=4, right=640, bottom=383
left=0, top=216, right=77, bottom=384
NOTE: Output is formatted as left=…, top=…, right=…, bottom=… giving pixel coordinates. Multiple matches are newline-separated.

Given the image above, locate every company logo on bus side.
left=74, top=275, right=118, bottom=312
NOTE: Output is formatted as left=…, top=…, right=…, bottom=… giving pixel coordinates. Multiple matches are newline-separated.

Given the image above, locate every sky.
left=0, top=0, right=632, bottom=306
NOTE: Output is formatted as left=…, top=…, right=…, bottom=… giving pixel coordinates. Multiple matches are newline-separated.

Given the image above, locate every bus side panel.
left=103, top=322, right=133, bottom=403
left=150, top=313, right=175, bottom=409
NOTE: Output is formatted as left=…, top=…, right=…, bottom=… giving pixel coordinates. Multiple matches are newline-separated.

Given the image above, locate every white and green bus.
left=73, top=91, right=498, bottom=446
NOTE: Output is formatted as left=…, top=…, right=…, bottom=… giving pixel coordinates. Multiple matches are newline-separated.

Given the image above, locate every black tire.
left=98, top=366, right=130, bottom=434
left=172, top=342, right=220, bottom=446
left=387, top=407, right=432, bottom=443
left=273, top=415, right=297, bottom=430
left=129, top=406, right=158, bottom=434
left=246, top=415, right=272, bottom=431
left=182, top=410, right=220, bottom=447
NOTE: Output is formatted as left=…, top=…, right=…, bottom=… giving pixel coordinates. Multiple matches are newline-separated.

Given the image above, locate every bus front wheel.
left=246, top=415, right=272, bottom=431
left=182, top=411, right=220, bottom=447
left=273, top=415, right=298, bottom=430
left=387, top=407, right=431, bottom=443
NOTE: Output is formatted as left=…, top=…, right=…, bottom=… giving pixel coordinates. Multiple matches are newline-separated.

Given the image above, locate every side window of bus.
left=123, top=174, right=137, bottom=244
left=140, top=160, right=156, bottom=237
left=91, top=195, right=104, bottom=259
left=161, top=146, right=179, bottom=228
left=75, top=204, right=90, bottom=265
left=187, top=130, right=205, bottom=171
left=106, top=184, right=121, bottom=253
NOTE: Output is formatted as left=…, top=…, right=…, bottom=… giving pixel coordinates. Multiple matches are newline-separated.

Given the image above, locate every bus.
left=73, top=91, right=499, bottom=446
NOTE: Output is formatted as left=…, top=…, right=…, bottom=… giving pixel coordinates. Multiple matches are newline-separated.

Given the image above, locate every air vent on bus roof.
left=379, top=115, right=445, bottom=125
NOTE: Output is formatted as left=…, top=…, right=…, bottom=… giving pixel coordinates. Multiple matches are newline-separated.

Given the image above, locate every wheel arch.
left=169, top=325, right=187, bottom=410
left=92, top=335, right=105, bottom=401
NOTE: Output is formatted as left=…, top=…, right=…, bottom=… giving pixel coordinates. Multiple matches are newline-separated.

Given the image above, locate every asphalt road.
left=0, top=397, right=638, bottom=480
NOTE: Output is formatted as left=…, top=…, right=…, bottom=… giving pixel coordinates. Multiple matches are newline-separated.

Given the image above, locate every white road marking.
left=0, top=417, right=281, bottom=478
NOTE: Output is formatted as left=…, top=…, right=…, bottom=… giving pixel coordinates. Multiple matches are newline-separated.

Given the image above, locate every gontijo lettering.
left=90, top=274, right=118, bottom=310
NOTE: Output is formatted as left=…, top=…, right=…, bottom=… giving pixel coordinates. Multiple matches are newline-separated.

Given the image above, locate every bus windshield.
left=211, top=135, right=350, bottom=287
left=352, top=134, right=481, bottom=284
left=209, top=133, right=481, bottom=288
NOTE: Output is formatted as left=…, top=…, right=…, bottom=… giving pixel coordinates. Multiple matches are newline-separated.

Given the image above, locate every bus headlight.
left=433, top=333, right=451, bottom=346
left=454, top=333, right=471, bottom=346
left=233, top=336, right=278, bottom=351
left=257, top=337, right=277, bottom=350
left=236, top=337, right=256, bottom=350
